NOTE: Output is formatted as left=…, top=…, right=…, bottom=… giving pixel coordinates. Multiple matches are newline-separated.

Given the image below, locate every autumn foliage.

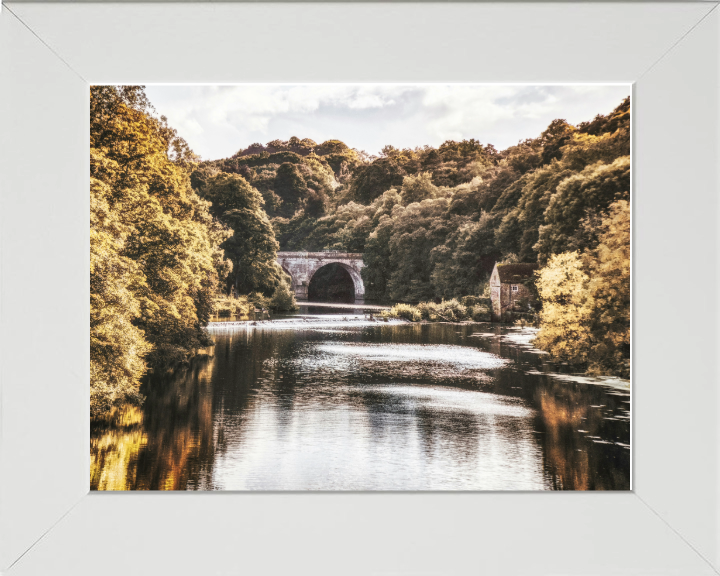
left=90, top=86, right=230, bottom=417
left=534, top=201, right=630, bottom=377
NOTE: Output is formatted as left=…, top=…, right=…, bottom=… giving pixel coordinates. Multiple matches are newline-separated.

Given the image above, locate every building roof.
left=496, top=263, right=539, bottom=284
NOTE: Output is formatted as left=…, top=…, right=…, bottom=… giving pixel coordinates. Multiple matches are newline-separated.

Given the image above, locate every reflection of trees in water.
left=133, top=358, right=217, bottom=490
left=343, top=385, right=484, bottom=468
left=414, top=408, right=482, bottom=463
left=92, top=330, right=309, bottom=490
left=91, top=406, right=146, bottom=490
left=92, top=322, right=629, bottom=490
left=466, top=324, right=630, bottom=490
left=534, top=379, right=629, bottom=490
left=200, top=330, right=306, bottom=464
left=91, top=356, right=218, bottom=490
left=535, top=381, right=590, bottom=490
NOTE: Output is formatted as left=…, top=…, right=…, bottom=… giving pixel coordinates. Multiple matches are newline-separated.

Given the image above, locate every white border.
left=1, top=3, right=718, bottom=575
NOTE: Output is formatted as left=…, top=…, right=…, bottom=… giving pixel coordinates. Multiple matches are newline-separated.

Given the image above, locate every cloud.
left=144, top=84, right=630, bottom=160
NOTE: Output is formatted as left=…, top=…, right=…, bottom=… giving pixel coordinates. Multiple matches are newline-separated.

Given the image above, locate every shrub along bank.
left=380, top=297, right=491, bottom=323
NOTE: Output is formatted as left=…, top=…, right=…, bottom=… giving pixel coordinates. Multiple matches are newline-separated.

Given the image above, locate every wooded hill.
left=193, top=97, right=629, bottom=303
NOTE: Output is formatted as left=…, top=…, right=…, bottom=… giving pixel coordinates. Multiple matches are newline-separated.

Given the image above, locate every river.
left=90, top=306, right=631, bottom=491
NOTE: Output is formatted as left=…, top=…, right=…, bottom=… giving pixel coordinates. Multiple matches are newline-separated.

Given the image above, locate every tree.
left=192, top=171, right=283, bottom=295
left=90, top=179, right=151, bottom=416
left=431, top=212, right=497, bottom=298
left=315, top=139, right=349, bottom=155
left=195, top=171, right=264, bottom=214
left=348, top=155, right=413, bottom=204
left=382, top=198, right=452, bottom=302
left=534, top=252, right=593, bottom=365
left=222, top=207, right=284, bottom=295
left=584, top=200, right=630, bottom=377
left=535, top=156, right=630, bottom=262
left=538, top=119, right=576, bottom=166
left=362, top=216, right=395, bottom=301
left=274, top=162, right=309, bottom=216
left=400, top=172, right=439, bottom=205
left=269, top=281, right=299, bottom=311
left=90, top=85, right=228, bottom=415
left=495, top=162, right=574, bottom=261
left=534, top=200, right=630, bottom=378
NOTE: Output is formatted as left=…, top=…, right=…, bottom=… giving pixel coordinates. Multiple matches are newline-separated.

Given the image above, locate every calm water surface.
left=91, top=309, right=631, bottom=490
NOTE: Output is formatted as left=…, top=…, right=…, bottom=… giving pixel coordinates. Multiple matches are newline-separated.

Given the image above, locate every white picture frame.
left=1, top=2, right=718, bottom=574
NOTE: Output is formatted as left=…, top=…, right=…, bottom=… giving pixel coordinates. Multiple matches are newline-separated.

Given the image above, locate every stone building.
left=489, top=262, right=539, bottom=321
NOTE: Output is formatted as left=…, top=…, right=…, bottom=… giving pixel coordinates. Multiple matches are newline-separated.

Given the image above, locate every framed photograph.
left=88, top=82, right=632, bottom=493
left=1, top=2, right=718, bottom=574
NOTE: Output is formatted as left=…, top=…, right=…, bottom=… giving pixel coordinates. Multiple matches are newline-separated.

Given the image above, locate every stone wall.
left=277, top=252, right=365, bottom=301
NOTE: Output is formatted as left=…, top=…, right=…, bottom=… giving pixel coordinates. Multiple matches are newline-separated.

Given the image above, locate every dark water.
left=91, top=311, right=631, bottom=491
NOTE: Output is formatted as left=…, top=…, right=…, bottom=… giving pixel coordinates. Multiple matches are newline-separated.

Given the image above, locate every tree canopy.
left=91, top=86, right=229, bottom=417
left=194, top=96, right=630, bottom=374
left=201, top=97, right=628, bottom=303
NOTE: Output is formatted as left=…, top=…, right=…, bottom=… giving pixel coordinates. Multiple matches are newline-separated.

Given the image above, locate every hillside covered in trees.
left=194, top=97, right=629, bottom=303
left=193, top=96, right=630, bottom=376
left=91, top=86, right=630, bottom=418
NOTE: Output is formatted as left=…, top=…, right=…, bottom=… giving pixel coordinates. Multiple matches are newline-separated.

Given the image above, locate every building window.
left=511, top=285, right=519, bottom=292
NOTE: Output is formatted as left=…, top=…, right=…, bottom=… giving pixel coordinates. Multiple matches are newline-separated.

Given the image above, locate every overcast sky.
left=144, top=84, right=630, bottom=161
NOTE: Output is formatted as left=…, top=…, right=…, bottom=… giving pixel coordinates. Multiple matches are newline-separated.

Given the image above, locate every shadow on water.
left=91, top=313, right=630, bottom=490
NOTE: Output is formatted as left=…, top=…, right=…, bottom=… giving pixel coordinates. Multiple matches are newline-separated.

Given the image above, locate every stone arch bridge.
left=277, top=252, right=365, bottom=301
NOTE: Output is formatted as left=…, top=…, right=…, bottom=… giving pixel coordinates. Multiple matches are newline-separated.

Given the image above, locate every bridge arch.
left=276, top=252, right=365, bottom=302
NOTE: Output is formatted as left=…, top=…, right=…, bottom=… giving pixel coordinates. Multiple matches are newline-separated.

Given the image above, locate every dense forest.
left=192, top=98, right=628, bottom=303
left=90, top=86, right=630, bottom=417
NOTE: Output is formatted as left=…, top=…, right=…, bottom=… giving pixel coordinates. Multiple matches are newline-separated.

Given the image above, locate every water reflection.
left=91, top=314, right=630, bottom=490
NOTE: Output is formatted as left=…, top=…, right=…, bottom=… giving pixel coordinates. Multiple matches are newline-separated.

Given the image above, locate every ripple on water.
left=208, top=315, right=405, bottom=331
left=314, top=342, right=510, bottom=370
left=524, top=369, right=631, bottom=392
left=359, top=384, right=533, bottom=418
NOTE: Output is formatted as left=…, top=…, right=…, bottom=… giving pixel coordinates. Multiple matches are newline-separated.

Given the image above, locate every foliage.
left=533, top=200, right=630, bottom=377
left=534, top=252, right=593, bottom=363
left=269, top=282, right=299, bottom=311
left=459, top=295, right=492, bottom=320
left=470, top=305, right=492, bottom=322
left=381, top=303, right=422, bottom=322
left=584, top=200, right=631, bottom=377
left=535, top=156, right=630, bottom=262
left=248, top=292, right=270, bottom=309
left=191, top=171, right=285, bottom=295
left=417, top=299, right=468, bottom=322
left=213, top=295, right=251, bottom=317
left=381, top=298, right=488, bottom=322
left=90, top=180, right=151, bottom=416
left=90, top=85, right=229, bottom=417
left=400, top=172, right=441, bottom=205
left=200, top=97, right=629, bottom=311
left=349, top=154, right=413, bottom=204
left=220, top=207, right=283, bottom=295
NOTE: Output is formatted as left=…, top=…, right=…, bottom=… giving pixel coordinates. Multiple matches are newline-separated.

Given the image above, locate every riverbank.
left=379, top=298, right=492, bottom=323
left=213, top=288, right=298, bottom=319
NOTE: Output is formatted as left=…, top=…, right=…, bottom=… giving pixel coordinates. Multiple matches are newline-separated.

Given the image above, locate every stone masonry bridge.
left=277, top=252, right=365, bottom=301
